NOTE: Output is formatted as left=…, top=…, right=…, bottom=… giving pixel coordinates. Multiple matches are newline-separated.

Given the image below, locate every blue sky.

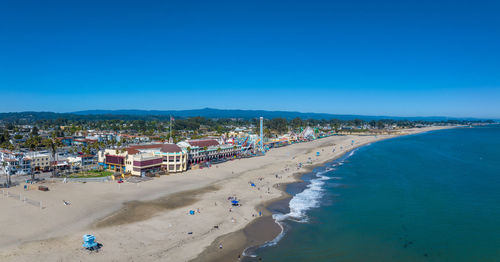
left=1, top=0, right=499, bottom=118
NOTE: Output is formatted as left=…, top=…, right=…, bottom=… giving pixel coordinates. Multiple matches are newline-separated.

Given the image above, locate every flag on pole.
left=169, top=115, right=174, bottom=143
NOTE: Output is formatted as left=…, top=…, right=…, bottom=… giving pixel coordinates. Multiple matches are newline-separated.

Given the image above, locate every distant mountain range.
left=70, top=108, right=488, bottom=121
left=0, top=108, right=493, bottom=123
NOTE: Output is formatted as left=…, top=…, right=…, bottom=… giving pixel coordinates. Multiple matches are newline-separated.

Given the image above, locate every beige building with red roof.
left=98, top=143, right=187, bottom=175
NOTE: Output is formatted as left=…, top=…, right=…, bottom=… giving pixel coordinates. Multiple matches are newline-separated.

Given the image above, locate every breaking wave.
left=261, top=148, right=359, bottom=248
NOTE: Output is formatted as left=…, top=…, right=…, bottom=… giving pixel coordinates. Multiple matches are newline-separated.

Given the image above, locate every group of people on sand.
left=251, top=211, right=262, bottom=217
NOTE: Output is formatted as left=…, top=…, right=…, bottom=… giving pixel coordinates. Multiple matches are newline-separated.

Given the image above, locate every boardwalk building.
left=177, top=139, right=241, bottom=165
left=98, top=143, right=187, bottom=175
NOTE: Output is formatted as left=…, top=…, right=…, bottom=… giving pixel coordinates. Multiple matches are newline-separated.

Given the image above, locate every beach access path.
left=0, top=126, right=450, bottom=262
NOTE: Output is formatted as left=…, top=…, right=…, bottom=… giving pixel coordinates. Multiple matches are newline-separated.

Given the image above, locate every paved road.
left=0, top=171, right=53, bottom=185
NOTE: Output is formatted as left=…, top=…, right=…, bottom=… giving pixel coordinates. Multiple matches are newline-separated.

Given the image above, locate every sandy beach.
left=0, top=126, right=451, bottom=262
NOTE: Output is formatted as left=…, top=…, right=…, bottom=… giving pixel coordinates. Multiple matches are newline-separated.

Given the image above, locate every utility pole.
left=169, top=115, right=173, bottom=144
left=3, top=162, right=10, bottom=187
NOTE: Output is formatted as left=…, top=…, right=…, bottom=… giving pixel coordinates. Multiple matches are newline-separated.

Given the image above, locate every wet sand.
left=191, top=215, right=281, bottom=262
left=95, top=185, right=219, bottom=228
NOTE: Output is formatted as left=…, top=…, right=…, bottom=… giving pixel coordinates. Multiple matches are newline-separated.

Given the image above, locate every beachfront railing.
left=47, top=176, right=111, bottom=183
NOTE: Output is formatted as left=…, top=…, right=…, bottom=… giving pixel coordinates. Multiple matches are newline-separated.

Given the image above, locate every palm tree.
left=25, top=135, right=39, bottom=151
left=216, top=147, right=223, bottom=159
left=83, top=145, right=91, bottom=155
left=30, top=163, right=35, bottom=181
left=203, top=146, right=208, bottom=161
left=43, top=138, right=62, bottom=177
left=91, top=142, right=100, bottom=153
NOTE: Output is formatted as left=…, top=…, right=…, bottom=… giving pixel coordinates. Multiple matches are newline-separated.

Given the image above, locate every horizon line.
left=0, top=108, right=497, bottom=120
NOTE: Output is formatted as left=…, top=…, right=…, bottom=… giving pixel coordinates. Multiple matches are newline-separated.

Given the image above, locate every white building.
left=177, top=139, right=241, bottom=165
left=0, top=149, right=32, bottom=175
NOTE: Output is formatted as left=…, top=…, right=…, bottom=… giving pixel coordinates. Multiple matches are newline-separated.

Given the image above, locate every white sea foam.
left=262, top=148, right=360, bottom=248
left=260, top=171, right=330, bottom=248
left=286, top=175, right=329, bottom=222
left=347, top=150, right=356, bottom=157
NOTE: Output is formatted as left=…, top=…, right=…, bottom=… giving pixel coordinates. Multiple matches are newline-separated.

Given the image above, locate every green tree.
left=353, top=119, right=363, bottom=127
left=268, top=118, right=288, bottom=134
left=291, top=117, right=303, bottom=130
left=25, top=135, right=41, bottom=150
left=31, top=126, right=39, bottom=136
left=376, top=120, right=385, bottom=129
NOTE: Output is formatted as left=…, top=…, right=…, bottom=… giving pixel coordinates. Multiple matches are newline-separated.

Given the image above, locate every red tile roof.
left=126, top=148, right=140, bottom=155
left=187, top=139, right=219, bottom=148
left=160, top=144, right=182, bottom=153
left=74, top=139, right=97, bottom=143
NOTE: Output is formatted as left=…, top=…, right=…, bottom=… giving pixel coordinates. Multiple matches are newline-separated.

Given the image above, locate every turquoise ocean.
left=245, top=125, right=500, bottom=262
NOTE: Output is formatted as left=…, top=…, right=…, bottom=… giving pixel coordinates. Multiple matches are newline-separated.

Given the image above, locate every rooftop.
left=127, top=143, right=183, bottom=154
left=186, top=139, right=220, bottom=148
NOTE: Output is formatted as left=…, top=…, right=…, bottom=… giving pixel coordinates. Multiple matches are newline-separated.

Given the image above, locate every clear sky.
left=1, top=0, right=499, bottom=118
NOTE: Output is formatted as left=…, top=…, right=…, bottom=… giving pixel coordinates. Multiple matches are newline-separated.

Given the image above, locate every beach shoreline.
left=191, top=140, right=386, bottom=262
left=0, top=126, right=455, bottom=262
left=192, top=126, right=460, bottom=262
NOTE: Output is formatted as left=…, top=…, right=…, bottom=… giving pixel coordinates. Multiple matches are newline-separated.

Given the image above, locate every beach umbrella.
left=231, top=200, right=239, bottom=204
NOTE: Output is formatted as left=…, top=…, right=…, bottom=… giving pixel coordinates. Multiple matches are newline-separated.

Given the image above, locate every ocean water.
left=246, top=125, right=500, bottom=262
